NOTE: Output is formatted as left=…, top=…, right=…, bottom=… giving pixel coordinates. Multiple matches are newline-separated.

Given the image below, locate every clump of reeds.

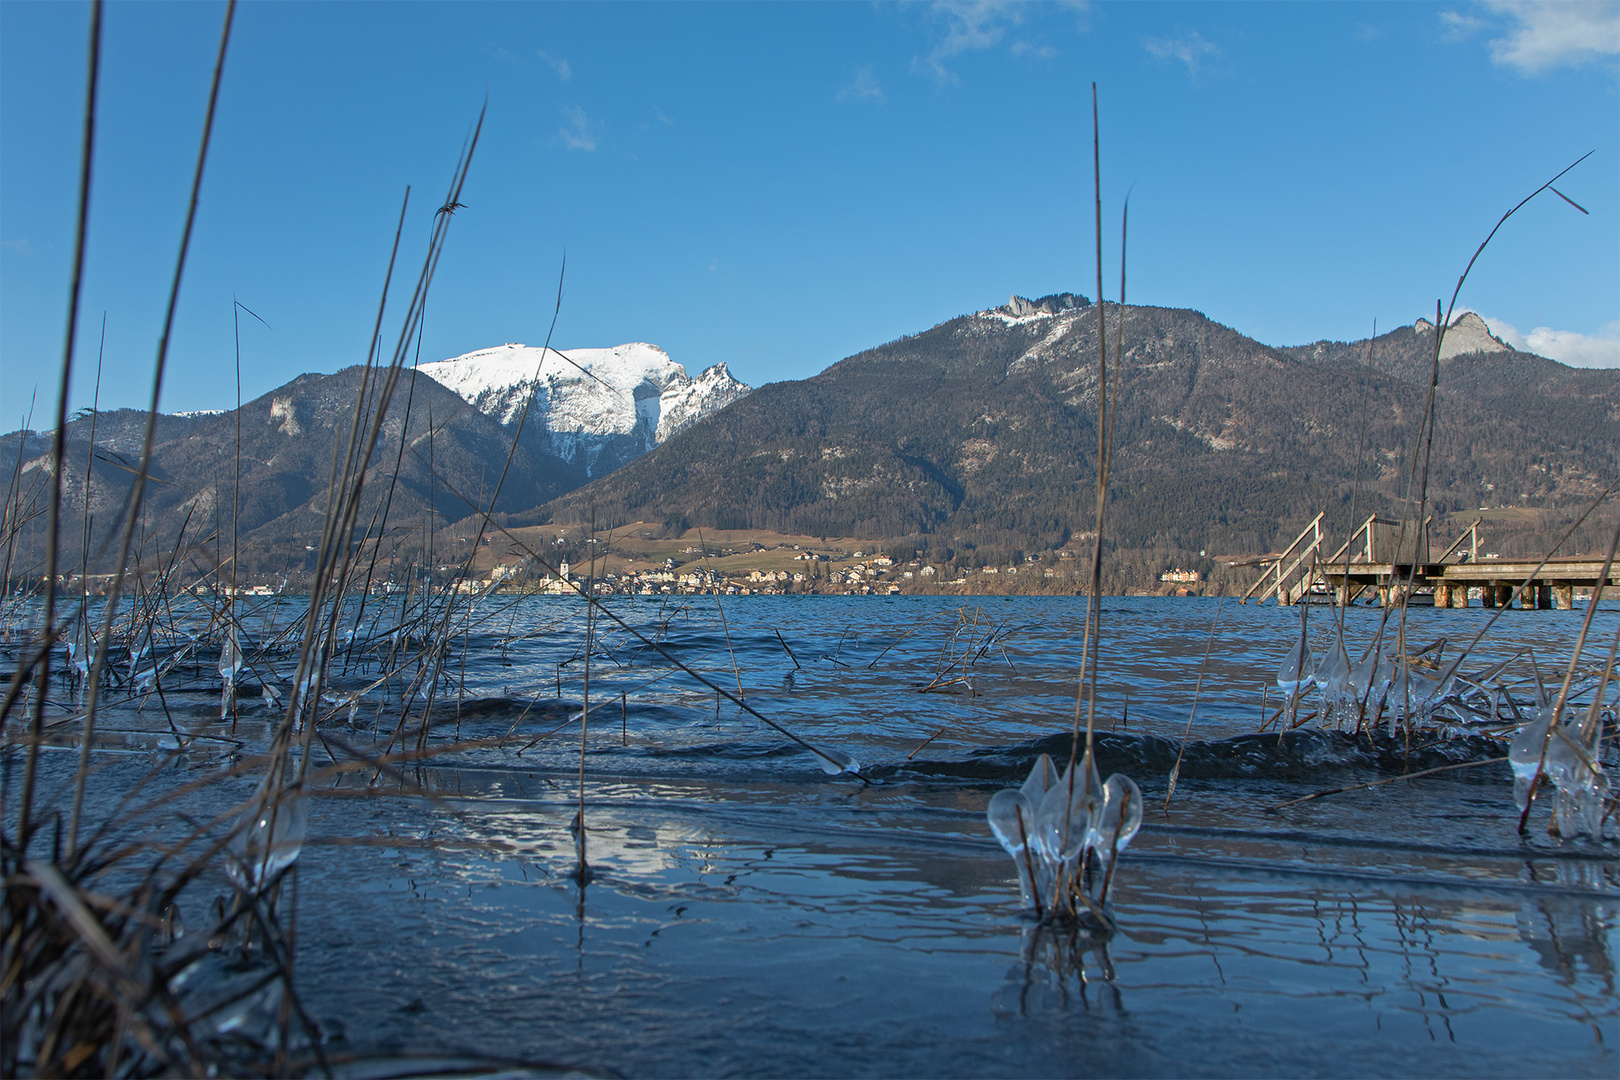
left=2, top=6, right=879, bottom=1066
left=0, top=3, right=538, bottom=1070
left=1252, top=153, right=1616, bottom=840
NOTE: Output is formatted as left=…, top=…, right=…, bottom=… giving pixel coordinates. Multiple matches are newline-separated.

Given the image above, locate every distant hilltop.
left=1411, top=311, right=1513, bottom=361
left=998, top=292, right=1090, bottom=319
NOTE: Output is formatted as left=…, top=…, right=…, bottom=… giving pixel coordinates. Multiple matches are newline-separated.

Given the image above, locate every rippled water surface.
left=25, top=595, right=1619, bottom=1076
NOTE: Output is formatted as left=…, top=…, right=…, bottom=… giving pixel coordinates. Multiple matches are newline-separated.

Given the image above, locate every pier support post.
left=1482, top=583, right=1497, bottom=608
left=1434, top=582, right=1452, bottom=608
left=1537, top=584, right=1553, bottom=609
left=1449, top=583, right=1469, bottom=608
left=1553, top=582, right=1574, bottom=610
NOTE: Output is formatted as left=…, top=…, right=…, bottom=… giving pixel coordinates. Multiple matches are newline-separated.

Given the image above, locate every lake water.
left=17, top=594, right=1618, bottom=1077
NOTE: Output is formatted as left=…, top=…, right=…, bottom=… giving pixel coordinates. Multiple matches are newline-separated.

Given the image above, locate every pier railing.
left=1240, top=512, right=1325, bottom=606
left=1281, top=510, right=1614, bottom=611
left=1436, top=516, right=1482, bottom=564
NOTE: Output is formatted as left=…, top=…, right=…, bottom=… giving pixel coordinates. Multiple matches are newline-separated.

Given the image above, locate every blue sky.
left=2, top=1, right=1617, bottom=424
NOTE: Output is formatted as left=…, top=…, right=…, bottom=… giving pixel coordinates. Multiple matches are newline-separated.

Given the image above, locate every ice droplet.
left=1277, top=637, right=1315, bottom=698
left=227, top=790, right=308, bottom=892
left=811, top=746, right=860, bottom=776
left=987, top=789, right=1035, bottom=857
left=1093, top=774, right=1144, bottom=857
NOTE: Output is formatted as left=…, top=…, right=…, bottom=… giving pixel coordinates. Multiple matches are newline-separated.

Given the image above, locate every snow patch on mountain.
left=418, top=342, right=750, bottom=476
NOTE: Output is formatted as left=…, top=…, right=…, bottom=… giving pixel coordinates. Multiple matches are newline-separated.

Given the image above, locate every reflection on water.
left=992, top=922, right=1120, bottom=1018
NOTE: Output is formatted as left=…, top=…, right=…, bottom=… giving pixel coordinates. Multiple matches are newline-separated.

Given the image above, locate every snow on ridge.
left=418, top=342, right=750, bottom=476
left=656, top=361, right=752, bottom=443
left=979, top=293, right=1090, bottom=327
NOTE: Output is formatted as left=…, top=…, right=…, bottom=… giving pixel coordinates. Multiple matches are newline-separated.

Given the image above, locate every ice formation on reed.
left=227, top=783, right=308, bottom=892
left=987, top=752, right=1141, bottom=922
left=218, top=631, right=241, bottom=720
left=1276, top=636, right=1315, bottom=699
left=1510, top=705, right=1611, bottom=839
left=811, top=746, right=862, bottom=776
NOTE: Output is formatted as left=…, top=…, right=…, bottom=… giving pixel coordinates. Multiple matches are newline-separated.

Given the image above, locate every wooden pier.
left=1239, top=513, right=1619, bottom=609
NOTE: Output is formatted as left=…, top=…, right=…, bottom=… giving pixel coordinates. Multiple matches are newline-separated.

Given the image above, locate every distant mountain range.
left=536, top=297, right=1619, bottom=564
left=1, top=344, right=747, bottom=576
left=4, top=302, right=1614, bottom=583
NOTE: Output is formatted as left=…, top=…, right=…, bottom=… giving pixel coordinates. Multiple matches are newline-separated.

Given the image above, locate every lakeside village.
left=406, top=538, right=1209, bottom=598
left=37, top=549, right=1206, bottom=600
left=236, top=545, right=1208, bottom=598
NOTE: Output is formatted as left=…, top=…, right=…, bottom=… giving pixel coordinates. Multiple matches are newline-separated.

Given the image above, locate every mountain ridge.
left=534, top=297, right=1619, bottom=568
left=4, top=301, right=1613, bottom=587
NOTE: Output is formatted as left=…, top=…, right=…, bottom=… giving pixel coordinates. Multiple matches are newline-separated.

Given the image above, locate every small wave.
left=648, top=740, right=808, bottom=761
left=881, top=729, right=1508, bottom=784
left=426, top=696, right=570, bottom=721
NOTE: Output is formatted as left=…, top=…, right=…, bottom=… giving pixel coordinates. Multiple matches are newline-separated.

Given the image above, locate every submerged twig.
left=1266, top=756, right=1508, bottom=813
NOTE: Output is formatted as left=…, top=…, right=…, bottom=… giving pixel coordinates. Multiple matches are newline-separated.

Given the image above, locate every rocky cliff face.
left=654, top=361, right=752, bottom=444
left=1414, top=311, right=1512, bottom=361
left=417, top=342, right=751, bottom=477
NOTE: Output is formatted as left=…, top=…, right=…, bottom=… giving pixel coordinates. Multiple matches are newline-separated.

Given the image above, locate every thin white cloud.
left=904, top=1, right=1077, bottom=83
left=1009, top=40, right=1057, bottom=59
left=838, top=64, right=885, bottom=103
left=1482, top=0, right=1620, bottom=73
left=558, top=105, right=600, bottom=152
left=911, top=0, right=1025, bottom=84
left=1439, top=9, right=1486, bottom=39
left=1143, top=31, right=1220, bottom=77
left=539, top=50, right=572, bottom=82
left=1, top=238, right=36, bottom=256
left=1479, top=314, right=1620, bottom=368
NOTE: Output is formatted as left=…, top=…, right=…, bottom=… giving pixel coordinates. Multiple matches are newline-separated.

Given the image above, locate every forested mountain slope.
left=538, top=296, right=1620, bottom=562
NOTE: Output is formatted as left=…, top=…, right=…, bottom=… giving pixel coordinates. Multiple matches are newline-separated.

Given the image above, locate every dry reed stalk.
left=31, top=0, right=101, bottom=821
left=906, top=722, right=952, bottom=760
left=1377, top=153, right=1595, bottom=740
left=1164, top=597, right=1224, bottom=813
left=695, top=530, right=747, bottom=705
left=47, top=1, right=236, bottom=874
left=3, top=64, right=520, bottom=1080
left=574, top=515, right=598, bottom=883
left=1051, top=84, right=1130, bottom=923
left=1334, top=320, right=1375, bottom=648
left=420, top=493, right=855, bottom=774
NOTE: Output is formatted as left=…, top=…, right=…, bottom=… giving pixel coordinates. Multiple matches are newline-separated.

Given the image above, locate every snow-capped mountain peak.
left=418, top=342, right=750, bottom=476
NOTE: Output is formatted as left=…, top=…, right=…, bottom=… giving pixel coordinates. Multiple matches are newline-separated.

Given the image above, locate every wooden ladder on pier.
left=1240, top=512, right=1325, bottom=606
